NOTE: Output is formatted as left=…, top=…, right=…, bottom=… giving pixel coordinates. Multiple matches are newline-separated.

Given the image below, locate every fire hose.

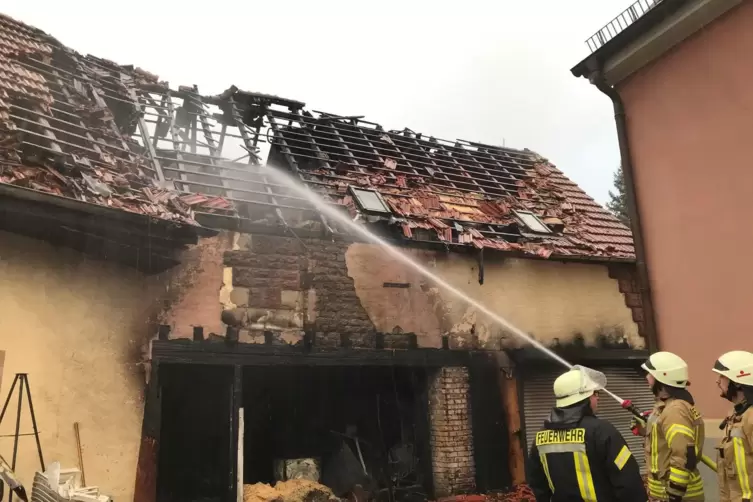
left=617, top=396, right=717, bottom=472
left=571, top=366, right=716, bottom=472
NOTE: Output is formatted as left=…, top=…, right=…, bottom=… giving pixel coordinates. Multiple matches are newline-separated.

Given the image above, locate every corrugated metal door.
left=522, top=366, right=655, bottom=472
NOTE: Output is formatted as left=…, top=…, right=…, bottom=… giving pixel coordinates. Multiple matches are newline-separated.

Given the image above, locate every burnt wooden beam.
left=469, top=353, right=512, bottom=491
left=134, top=362, right=161, bottom=502
left=152, top=340, right=474, bottom=367
left=158, top=325, right=171, bottom=341
left=498, top=361, right=525, bottom=486
left=193, top=326, right=204, bottom=341
left=226, top=326, right=239, bottom=344
left=408, top=334, right=418, bottom=350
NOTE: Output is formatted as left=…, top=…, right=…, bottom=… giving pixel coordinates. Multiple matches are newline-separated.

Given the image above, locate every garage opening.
left=158, top=364, right=234, bottom=502
left=243, top=365, right=433, bottom=502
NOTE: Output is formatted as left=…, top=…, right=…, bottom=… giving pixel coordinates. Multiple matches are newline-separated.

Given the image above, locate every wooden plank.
left=237, top=407, right=244, bottom=502
left=230, top=365, right=242, bottom=497
left=134, top=362, right=161, bottom=502
left=498, top=365, right=525, bottom=486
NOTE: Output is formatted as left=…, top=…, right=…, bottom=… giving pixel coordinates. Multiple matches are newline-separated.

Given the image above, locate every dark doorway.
left=158, top=364, right=234, bottom=502
left=242, top=365, right=433, bottom=501
left=468, top=354, right=512, bottom=492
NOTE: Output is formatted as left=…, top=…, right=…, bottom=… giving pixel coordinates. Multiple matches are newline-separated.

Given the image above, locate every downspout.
left=588, top=70, right=659, bottom=353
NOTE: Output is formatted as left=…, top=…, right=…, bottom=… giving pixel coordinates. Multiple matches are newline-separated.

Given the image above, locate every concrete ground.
left=700, top=439, right=719, bottom=502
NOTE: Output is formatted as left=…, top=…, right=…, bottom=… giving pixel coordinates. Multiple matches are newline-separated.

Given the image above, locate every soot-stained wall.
left=0, top=229, right=235, bottom=501
left=217, top=234, right=643, bottom=350
left=0, top=231, right=156, bottom=500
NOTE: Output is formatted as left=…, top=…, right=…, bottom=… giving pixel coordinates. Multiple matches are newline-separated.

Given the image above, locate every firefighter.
left=712, top=350, right=753, bottom=502
left=527, top=367, right=647, bottom=502
left=639, top=351, right=705, bottom=501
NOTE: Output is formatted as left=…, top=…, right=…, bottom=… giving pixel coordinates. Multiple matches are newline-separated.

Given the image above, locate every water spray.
left=265, top=165, right=572, bottom=368
left=265, top=166, right=717, bottom=471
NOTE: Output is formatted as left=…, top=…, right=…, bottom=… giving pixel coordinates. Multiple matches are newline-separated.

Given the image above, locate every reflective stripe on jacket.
left=527, top=403, right=647, bottom=502
left=717, top=405, right=753, bottom=502
left=645, top=397, right=705, bottom=501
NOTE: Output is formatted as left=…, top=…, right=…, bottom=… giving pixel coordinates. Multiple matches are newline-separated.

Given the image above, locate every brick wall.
left=608, top=264, right=646, bottom=338
left=429, top=367, right=476, bottom=497
left=223, top=234, right=376, bottom=344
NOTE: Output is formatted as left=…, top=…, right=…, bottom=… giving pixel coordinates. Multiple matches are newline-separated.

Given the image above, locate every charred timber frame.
left=150, top=339, right=478, bottom=367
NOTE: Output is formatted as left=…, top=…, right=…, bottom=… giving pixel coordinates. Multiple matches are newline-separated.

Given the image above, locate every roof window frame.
left=513, top=210, right=552, bottom=234
left=348, top=186, right=392, bottom=215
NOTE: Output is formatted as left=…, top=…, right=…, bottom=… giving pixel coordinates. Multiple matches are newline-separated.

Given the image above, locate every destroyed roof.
left=0, top=12, right=237, bottom=226
left=0, top=11, right=634, bottom=262
left=266, top=113, right=635, bottom=260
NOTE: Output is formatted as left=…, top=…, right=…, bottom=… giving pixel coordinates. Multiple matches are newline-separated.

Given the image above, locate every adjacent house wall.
left=0, top=231, right=152, bottom=499
left=617, top=0, right=752, bottom=418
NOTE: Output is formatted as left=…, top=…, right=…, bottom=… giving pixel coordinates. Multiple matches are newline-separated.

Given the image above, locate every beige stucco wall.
left=345, top=244, right=642, bottom=350
left=617, top=0, right=752, bottom=418
left=0, top=231, right=154, bottom=500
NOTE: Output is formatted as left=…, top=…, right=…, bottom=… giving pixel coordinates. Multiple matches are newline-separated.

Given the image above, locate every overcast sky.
left=5, top=0, right=630, bottom=204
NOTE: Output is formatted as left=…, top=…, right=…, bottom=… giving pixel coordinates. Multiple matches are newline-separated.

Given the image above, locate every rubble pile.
left=244, top=479, right=339, bottom=502
left=30, top=463, right=111, bottom=502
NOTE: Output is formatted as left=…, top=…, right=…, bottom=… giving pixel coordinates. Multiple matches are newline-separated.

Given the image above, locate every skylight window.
left=349, top=187, right=392, bottom=214
left=514, top=210, right=552, bottom=234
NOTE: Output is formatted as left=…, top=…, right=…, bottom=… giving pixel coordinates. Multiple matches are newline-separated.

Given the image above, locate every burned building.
left=0, top=11, right=653, bottom=502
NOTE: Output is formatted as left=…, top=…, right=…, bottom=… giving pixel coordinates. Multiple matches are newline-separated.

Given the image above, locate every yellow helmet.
left=712, top=351, right=753, bottom=386
left=641, top=351, right=689, bottom=388
left=553, top=367, right=606, bottom=407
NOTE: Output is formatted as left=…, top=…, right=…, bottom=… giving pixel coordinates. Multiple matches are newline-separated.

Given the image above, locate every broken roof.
left=0, top=11, right=634, bottom=263
left=266, top=112, right=635, bottom=260
left=0, top=12, right=237, bottom=226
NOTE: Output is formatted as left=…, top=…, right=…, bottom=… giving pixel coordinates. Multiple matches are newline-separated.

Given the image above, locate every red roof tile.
left=269, top=115, right=634, bottom=260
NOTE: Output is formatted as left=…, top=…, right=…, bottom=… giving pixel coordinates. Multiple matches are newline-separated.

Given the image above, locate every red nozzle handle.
left=622, top=399, right=650, bottom=422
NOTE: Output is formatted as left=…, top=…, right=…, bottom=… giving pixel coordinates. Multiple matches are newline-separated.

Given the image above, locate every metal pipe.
left=588, top=70, right=659, bottom=352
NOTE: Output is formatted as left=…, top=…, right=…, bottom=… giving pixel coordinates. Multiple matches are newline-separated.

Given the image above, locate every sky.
left=4, top=0, right=630, bottom=204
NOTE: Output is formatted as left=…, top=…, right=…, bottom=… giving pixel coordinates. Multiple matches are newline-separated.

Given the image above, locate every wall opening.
left=158, top=364, right=234, bottom=502
left=242, top=365, right=433, bottom=502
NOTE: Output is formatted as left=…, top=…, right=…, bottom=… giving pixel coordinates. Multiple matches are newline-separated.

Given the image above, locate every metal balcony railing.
left=586, top=0, right=664, bottom=52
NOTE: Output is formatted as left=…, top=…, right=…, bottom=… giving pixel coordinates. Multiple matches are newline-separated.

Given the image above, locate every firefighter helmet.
left=712, top=350, right=753, bottom=386
left=553, top=367, right=606, bottom=407
left=641, top=351, right=689, bottom=388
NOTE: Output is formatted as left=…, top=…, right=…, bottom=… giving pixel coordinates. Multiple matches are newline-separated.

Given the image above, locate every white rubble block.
left=30, top=462, right=110, bottom=502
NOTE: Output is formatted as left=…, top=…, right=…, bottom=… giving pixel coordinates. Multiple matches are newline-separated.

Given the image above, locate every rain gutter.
left=587, top=70, right=659, bottom=353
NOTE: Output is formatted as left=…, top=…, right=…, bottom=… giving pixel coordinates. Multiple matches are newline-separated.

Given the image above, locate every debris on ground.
left=244, top=483, right=283, bottom=502
left=435, top=485, right=536, bottom=502
left=31, top=462, right=111, bottom=502
left=244, top=480, right=339, bottom=502
left=487, top=485, right=536, bottom=502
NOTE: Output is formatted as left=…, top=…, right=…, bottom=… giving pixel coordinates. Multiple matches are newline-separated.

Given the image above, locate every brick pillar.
left=429, top=367, right=476, bottom=497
